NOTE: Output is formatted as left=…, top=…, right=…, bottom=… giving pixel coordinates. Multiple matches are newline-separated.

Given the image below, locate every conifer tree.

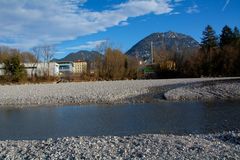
left=233, top=27, right=240, bottom=39
left=218, top=26, right=240, bottom=76
left=233, top=26, right=240, bottom=76
left=4, top=55, right=27, bottom=82
left=200, top=25, right=219, bottom=76
left=201, top=25, right=218, bottom=53
left=220, top=25, right=234, bottom=47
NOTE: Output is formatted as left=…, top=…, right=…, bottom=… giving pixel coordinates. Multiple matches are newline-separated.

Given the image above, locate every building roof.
left=57, top=61, right=74, bottom=64
left=74, top=60, right=87, bottom=63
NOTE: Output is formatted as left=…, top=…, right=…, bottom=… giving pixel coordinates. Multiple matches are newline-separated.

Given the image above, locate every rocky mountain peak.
left=126, top=31, right=199, bottom=61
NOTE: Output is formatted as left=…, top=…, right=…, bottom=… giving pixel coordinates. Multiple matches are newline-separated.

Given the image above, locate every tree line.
left=146, top=25, right=240, bottom=78
left=0, top=45, right=55, bottom=83
left=94, top=25, right=240, bottom=80
left=183, top=25, right=240, bottom=77
left=90, top=48, right=139, bottom=80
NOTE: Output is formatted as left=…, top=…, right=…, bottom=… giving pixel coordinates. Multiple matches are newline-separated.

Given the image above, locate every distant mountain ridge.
left=53, top=50, right=102, bottom=62
left=53, top=32, right=199, bottom=62
left=126, top=31, right=200, bottom=60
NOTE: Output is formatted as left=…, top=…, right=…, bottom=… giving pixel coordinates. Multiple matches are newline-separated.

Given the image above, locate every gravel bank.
left=0, top=132, right=239, bottom=159
left=0, top=77, right=239, bottom=106
left=164, top=79, right=240, bottom=101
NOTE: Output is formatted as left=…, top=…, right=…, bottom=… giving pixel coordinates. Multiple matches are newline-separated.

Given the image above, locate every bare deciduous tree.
left=31, top=47, right=42, bottom=78
left=95, top=40, right=111, bottom=54
left=32, top=45, right=55, bottom=78
left=41, top=45, right=54, bottom=77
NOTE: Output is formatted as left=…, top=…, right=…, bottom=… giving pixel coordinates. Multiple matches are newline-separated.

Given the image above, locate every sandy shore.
left=0, top=77, right=239, bottom=106
left=0, top=132, right=239, bottom=159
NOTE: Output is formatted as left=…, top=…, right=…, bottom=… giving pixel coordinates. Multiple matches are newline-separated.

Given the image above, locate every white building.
left=0, top=62, right=59, bottom=77
left=0, top=64, right=4, bottom=76
left=58, top=61, right=74, bottom=75
left=24, top=62, right=59, bottom=77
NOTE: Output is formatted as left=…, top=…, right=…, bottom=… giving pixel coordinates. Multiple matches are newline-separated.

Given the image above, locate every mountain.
left=126, top=31, right=200, bottom=61
left=53, top=50, right=102, bottom=62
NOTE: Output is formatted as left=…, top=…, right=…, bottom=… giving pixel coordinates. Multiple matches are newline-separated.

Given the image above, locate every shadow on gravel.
left=215, top=133, right=240, bottom=145
left=124, top=79, right=240, bottom=103
left=124, top=83, right=184, bottom=103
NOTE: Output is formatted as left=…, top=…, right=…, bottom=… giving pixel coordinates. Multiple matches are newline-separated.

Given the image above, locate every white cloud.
left=169, top=12, right=180, bottom=15
left=66, top=40, right=107, bottom=50
left=119, top=21, right=129, bottom=26
left=0, top=0, right=177, bottom=50
left=186, top=4, right=199, bottom=14
left=222, top=0, right=230, bottom=11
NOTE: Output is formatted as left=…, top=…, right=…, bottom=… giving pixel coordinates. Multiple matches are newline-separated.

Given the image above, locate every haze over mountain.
left=53, top=50, right=101, bottom=62
left=126, top=31, right=200, bottom=61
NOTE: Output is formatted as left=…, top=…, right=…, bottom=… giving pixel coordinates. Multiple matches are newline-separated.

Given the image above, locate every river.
left=0, top=100, right=240, bottom=140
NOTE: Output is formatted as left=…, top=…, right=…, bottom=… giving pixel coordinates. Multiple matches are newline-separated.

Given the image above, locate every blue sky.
left=0, top=0, right=239, bottom=59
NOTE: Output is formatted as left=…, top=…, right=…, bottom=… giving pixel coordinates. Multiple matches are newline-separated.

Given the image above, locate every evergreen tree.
left=201, top=25, right=218, bottom=53
left=233, top=27, right=240, bottom=39
left=233, top=26, right=240, bottom=76
left=218, top=26, right=240, bottom=76
left=3, top=55, right=27, bottom=82
left=220, top=25, right=234, bottom=47
left=200, top=25, right=219, bottom=76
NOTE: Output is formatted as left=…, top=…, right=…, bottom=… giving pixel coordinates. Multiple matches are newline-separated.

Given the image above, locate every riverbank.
left=0, top=132, right=239, bottom=159
left=0, top=77, right=239, bottom=106
left=164, top=79, right=240, bottom=101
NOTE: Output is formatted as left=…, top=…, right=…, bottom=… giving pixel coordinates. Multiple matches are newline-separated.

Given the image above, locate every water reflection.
left=0, top=101, right=239, bottom=140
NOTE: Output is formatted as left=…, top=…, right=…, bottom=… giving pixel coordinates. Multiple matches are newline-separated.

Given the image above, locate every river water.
left=0, top=101, right=240, bottom=140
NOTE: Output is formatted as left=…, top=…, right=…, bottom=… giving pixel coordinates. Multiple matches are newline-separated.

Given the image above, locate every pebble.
left=164, top=79, right=240, bottom=101
left=2, top=132, right=227, bottom=159
left=0, top=78, right=239, bottom=106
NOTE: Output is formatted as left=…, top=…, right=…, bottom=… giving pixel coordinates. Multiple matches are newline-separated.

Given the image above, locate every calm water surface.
left=0, top=101, right=240, bottom=140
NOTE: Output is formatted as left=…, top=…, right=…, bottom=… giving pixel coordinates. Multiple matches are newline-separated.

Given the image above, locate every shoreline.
left=0, top=77, right=239, bottom=106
